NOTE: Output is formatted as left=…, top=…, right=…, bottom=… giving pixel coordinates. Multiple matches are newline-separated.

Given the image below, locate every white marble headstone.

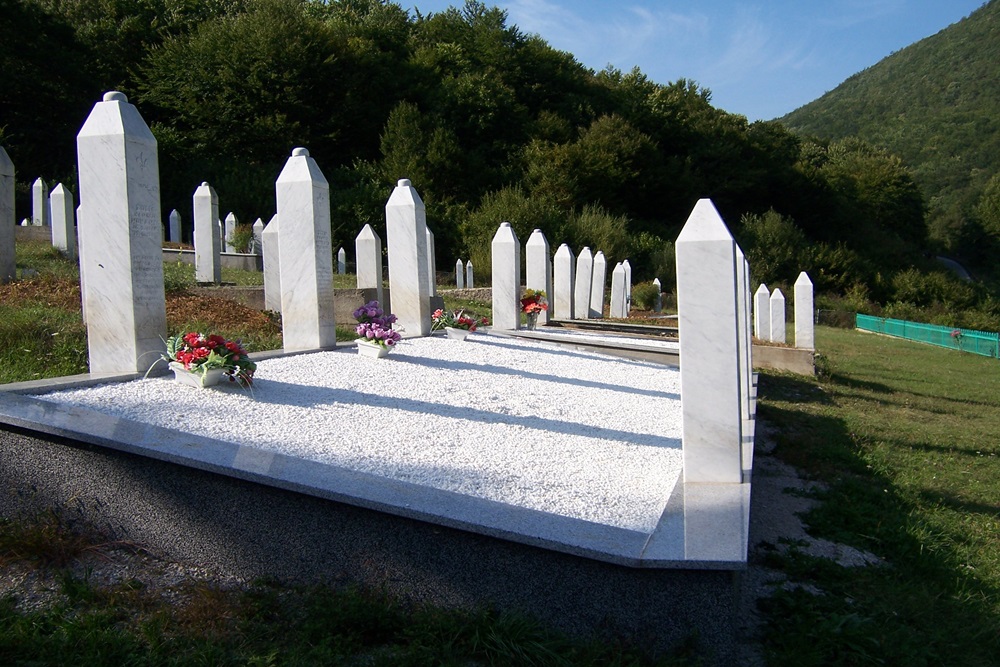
left=525, top=229, right=552, bottom=325
left=770, top=288, right=786, bottom=344
left=425, top=227, right=437, bottom=297
left=590, top=251, right=607, bottom=318
left=262, top=214, right=281, bottom=311
left=224, top=212, right=238, bottom=253
left=0, top=146, right=15, bottom=283
left=622, top=258, right=632, bottom=313
left=276, top=147, right=337, bottom=350
left=251, top=217, right=264, bottom=254
left=355, top=223, right=383, bottom=307
left=168, top=209, right=181, bottom=244
left=338, top=247, right=347, bottom=275
left=552, top=243, right=575, bottom=320
left=794, top=272, right=815, bottom=350
left=193, top=182, right=221, bottom=284
left=609, top=262, right=627, bottom=318
left=574, top=247, right=594, bottom=320
left=31, top=177, right=49, bottom=226
left=653, top=277, right=662, bottom=312
left=386, top=178, right=431, bottom=336
left=466, top=260, right=474, bottom=289
left=455, top=258, right=464, bottom=289
left=753, top=283, right=770, bottom=341
left=491, top=222, right=521, bottom=330
left=76, top=91, right=167, bottom=374
left=675, top=198, right=746, bottom=484
left=50, top=183, right=76, bottom=259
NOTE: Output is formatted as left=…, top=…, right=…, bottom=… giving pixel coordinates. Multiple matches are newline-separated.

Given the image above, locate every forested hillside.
left=782, top=1, right=1000, bottom=277
left=2, top=0, right=997, bottom=327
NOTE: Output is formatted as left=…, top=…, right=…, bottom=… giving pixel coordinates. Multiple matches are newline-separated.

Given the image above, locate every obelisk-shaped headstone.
left=622, top=258, right=632, bottom=313
left=76, top=91, right=166, bottom=373
left=355, top=223, right=383, bottom=307
left=466, top=260, right=474, bottom=289
left=653, top=277, right=662, bottom=312
left=31, top=177, right=49, bottom=226
left=610, top=262, right=627, bottom=318
left=590, top=251, right=607, bottom=318
left=770, top=288, right=786, bottom=344
left=276, top=147, right=336, bottom=350
left=168, top=209, right=181, bottom=244
left=675, top=198, right=746, bottom=483
left=491, top=222, right=521, bottom=330
left=455, top=258, right=465, bottom=289
left=574, top=247, right=594, bottom=320
left=525, top=229, right=552, bottom=325
left=552, top=243, right=575, bottom=320
left=50, top=183, right=76, bottom=259
left=252, top=217, right=264, bottom=254
left=224, top=212, right=237, bottom=253
left=337, top=247, right=347, bottom=275
left=262, top=214, right=281, bottom=311
left=193, top=182, right=221, bottom=284
left=794, top=272, right=815, bottom=350
left=426, top=227, right=437, bottom=297
left=386, top=178, right=431, bottom=336
left=0, top=147, right=15, bottom=283
left=753, top=284, right=770, bottom=341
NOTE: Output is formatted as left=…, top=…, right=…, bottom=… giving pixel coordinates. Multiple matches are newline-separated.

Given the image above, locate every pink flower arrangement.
left=354, top=300, right=402, bottom=349
left=520, top=289, right=548, bottom=314
left=431, top=308, right=489, bottom=332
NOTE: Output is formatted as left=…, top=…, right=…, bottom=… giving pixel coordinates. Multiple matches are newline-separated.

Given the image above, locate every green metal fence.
left=855, top=314, right=999, bottom=358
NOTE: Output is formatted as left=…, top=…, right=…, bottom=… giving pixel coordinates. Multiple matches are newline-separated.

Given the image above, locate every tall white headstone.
left=466, top=260, right=474, bottom=289
left=252, top=217, right=264, bottom=254
left=622, top=258, right=632, bottom=313
left=736, top=253, right=752, bottom=430
left=76, top=91, right=167, bottom=374
left=338, top=247, right=347, bottom=275
left=753, top=284, right=770, bottom=341
left=355, top=223, right=384, bottom=307
left=262, top=214, right=281, bottom=311
left=491, top=222, right=521, bottom=330
left=386, top=178, right=431, bottom=336
left=574, top=247, right=594, bottom=320
left=31, top=177, right=49, bottom=226
left=276, top=147, right=336, bottom=350
left=653, top=277, right=663, bottom=312
left=168, top=209, right=182, bottom=244
left=590, top=251, right=607, bottom=318
left=455, top=258, right=465, bottom=289
left=675, top=198, right=746, bottom=484
left=525, top=229, right=552, bottom=325
left=193, top=182, right=221, bottom=284
left=0, top=147, right=15, bottom=283
left=610, top=262, right=627, bottom=318
left=426, top=227, right=437, bottom=297
left=552, top=243, right=575, bottom=320
left=770, top=289, right=786, bottom=343
left=794, top=272, right=815, bottom=350
left=50, top=184, right=76, bottom=259
left=224, top=212, right=238, bottom=253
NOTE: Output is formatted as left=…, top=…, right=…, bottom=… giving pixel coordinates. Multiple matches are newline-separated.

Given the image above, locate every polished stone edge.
left=0, top=346, right=749, bottom=570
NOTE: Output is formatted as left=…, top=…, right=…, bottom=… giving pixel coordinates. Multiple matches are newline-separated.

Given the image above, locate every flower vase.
left=444, top=326, right=472, bottom=341
left=169, top=362, right=225, bottom=388
left=525, top=312, right=538, bottom=330
left=357, top=341, right=390, bottom=358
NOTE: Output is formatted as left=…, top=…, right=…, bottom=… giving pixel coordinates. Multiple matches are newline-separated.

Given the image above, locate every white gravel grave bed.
left=35, top=335, right=684, bottom=533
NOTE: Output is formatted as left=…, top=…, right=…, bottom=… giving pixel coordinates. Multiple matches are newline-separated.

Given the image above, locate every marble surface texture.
left=276, top=147, right=337, bottom=350
left=753, top=283, right=770, bottom=341
left=355, top=224, right=384, bottom=307
left=252, top=218, right=264, bottom=254
left=769, top=289, right=786, bottom=344
left=676, top=199, right=744, bottom=484
left=337, top=247, right=346, bottom=275
left=795, top=271, right=815, bottom=350
left=455, top=258, right=464, bottom=289
left=552, top=243, right=575, bottom=320
left=465, top=260, right=474, bottom=289
left=50, top=183, right=76, bottom=259
left=491, top=222, right=521, bottom=330
left=525, top=229, right=552, bottom=325
left=0, top=146, right=15, bottom=283
left=76, top=91, right=167, bottom=374
left=590, top=251, right=607, bottom=319
left=31, top=177, right=49, bottom=226
left=168, top=209, right=181, bottom=244
left=425, top=227, right=437, bottom=297
left=622, top=259, right=632, bottom=309
left=262, top=214, right=281, bottom=312
left=193, top=182, right=221, bottom=284
left=737, top=253, right=752, bottom=428
left=574, top=247, right=593, bottom=320
left=224, top=212, right=237, bottom=253
left=386, top=179, right=431, bottom=336
left=610, top=262, right=627, bottom=318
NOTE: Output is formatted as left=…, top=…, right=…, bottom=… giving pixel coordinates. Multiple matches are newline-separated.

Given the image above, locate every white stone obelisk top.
left=76, top=90, right=167, bottom=373
left=31, top=177, right=49, bottom=226
left=525, top=229, right=552, bottom=325
left=609, top=262, right=627, bottom=318
left=574, top=247, right=594, bottom=320
left=770, top=288, right=786, bottom=344
left=675, top=198, right=746, bottom=484
left=455, top=258, right=465, bottom=289
left=224, top=212, right=238, bottom=253
left=491, top=222, right=521, bottom=330
left=794, top=271, right=815, bottom=350
left=590, top=251, right=607, bottom=318
left=338, top=246, right=347, bottom=275
left=50, top=183, right=76, bottom=259
left=193, top=182, right=221, bottom=284
left=0, top=146, right=15, bottom=283
left=262, top=214, right=281, bottom=311
left=276, top=147, right=337, bottom=350
left=466, top=260, right=474, bottom=289
left=386, top=178, right=431, bottom=336
left=355, top=223, right=384, bottom=307
left=168, top=209, right=182, bottom=244
left=653, top=277, right=663, bottom=312
left=552, top=243, right=575, bottom=320
left=252, top=217, right=264, bottom=254
left=753, top=283, right=770, bottom=341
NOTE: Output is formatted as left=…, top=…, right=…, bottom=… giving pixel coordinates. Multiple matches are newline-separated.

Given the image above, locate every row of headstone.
left=454, top=259, right=475, bottom=289
left=753, top=273, right=814, bottom=349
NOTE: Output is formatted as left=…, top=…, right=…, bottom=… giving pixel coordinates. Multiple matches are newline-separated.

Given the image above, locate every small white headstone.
left=466, top=260, right=474, bottom=289
left=525, top=229, right=552, bottom=325
left=276, top=147, right=337, bottom=350
left=653, top=277, right=662, bottom=312
left=574, top=247, right=594, bottom=320
left=491, top=222, right=521, bottom=330
left=455, top=258, right=464, bottom=289
left=338, top=246, right=347, bottom=275
left=753, top=284, right=771, bottom=341
left=386, top=178, right=431, bottom=336
left=224, top=212, right=238, bottom=253
left=31, top=177, right=49, bottom=226
left=622, top=258, right=632, bottom=313
left=50, top=183, right=76, bottom=259
left=770, top=289, right=786, bottom=343
left=193, top=183, right=221, bottom=284
left=794, top=272, right=815, bottom=350
left=609, top=262, right=627, bottom=318
left=168, top=209, right=181, bottom=244
left=0, top=146, right=15, bottom=283
left=262, top=214, right=281, bottom=311
left=355, top=223, right=384, bottom=307
left=20, top=219, right=29, bottom=226
left=252, top=217, right=264, bottom=254
left=590, top=251, right=607, bottom=318
left=552, top=243, right=575, bottom=320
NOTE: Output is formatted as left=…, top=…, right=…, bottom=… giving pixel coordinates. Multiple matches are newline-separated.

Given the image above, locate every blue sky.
left=406, top=0, right=987, bottom=121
